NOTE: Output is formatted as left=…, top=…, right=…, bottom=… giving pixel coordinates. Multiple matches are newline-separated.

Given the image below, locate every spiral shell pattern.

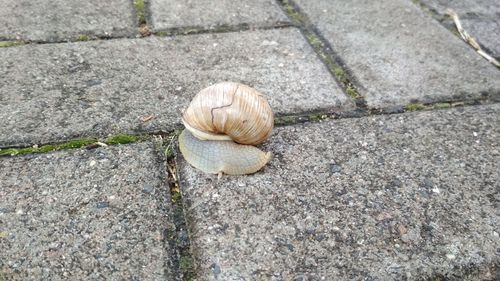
left=179, top=82, right=274, bottom=175
left=182, top=82, right=274, bottom=145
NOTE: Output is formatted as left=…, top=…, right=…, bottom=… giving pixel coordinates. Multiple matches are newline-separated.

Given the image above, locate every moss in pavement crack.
left=0, top=138, right=97, bottom=156
left=0, top=134, right=151, bottom=157
left=278, top=0, right=362, bottom=101
left=134, top=0, right=147, bottom=25
left=0, top=41, right=26, bottom=48
left=105, top=134, right=142, bottom=145
left=280, top=0, right=304, bottom=25
left=404, top=102, right=458, bottom=112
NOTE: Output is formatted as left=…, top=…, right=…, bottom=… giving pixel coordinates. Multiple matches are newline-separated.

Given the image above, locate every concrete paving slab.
left=292, top=0, right=500, bottom=110
left=0, top=0, right=136, bottom=42
left=419, top=0, right=500, bottom=58
left=0, top=28, right=352, bottom=148
left=0, top=142, right=174, bottom=280
left=149, top=0, right=289, bottom=31
left=418, top=0, right=500, bottom=18
left=178, top=104, right=500, bottom=280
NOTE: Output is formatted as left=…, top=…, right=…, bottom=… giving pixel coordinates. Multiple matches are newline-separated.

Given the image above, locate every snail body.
left=179, top=82, right=273, bottom=175
left=179, top=130, right=271, bottom=175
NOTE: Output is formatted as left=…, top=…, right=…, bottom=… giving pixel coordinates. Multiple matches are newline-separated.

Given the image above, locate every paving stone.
left=178, top=104, right=500, bottom=280
left=0, top=142, right=175, bottom=280
left=0, top=28, right=352, bottom=148
left=149, top=0, right=289, bottom=31
left=292, top=0, right=500, bottom=110
left=418, top=0, right=499, bottom=18
left=0, top=0, right=136, bottom=42
left=419, top=0, right=500, bottom=58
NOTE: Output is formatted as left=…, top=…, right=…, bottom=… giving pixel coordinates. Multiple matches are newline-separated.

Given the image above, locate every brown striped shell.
left=179, top=82, right=274, bottom=175
left=181, top=82, right=274, bottom=145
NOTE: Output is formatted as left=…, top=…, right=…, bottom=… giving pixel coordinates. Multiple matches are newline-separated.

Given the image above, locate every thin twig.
left=446, top=9, right=500, bottom=67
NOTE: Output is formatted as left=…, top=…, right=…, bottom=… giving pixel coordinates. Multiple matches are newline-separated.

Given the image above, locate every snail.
left=179, top=82, right=274, bottom=175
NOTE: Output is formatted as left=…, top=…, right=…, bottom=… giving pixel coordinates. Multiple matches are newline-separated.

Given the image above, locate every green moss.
left=305, top=32, right=322, bottom=49
left=134, top=0, right=146, bottom=25
left=346, top=85, right=360, bottom=99
left=405, top=103, right=426, bottom=111
left=0, top=148, right=20, bottom=156
left=433, top=102, right=451, bottom=109
left=274, top=116, right=298, bottom=126
left=155, top=31, right=170, bottom=37
left=302, top=31, right=361, bottom=101
left=309, top=113, right=328, bottom=122
left=165, top=145, right=175, bottom=160
left=105, top=134, right=140, bottom=145
left=59, top=139, right=96, bottom=149
left=405, top=102, right=454, bottom=112
left=0, top=138, right=97, bottom=156
left=0, top=41, right=25, bottom=48
left=179, top=256, right=195, bottom=277
left=281, top=0, right=303, bottom=24
left=75, top=35, right=90, bottom=41
left=334, top=67, right=346, bottom=80
left=171, top=191, right=181, bottom=203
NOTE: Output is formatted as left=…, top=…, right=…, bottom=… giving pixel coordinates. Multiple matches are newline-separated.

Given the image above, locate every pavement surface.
left=294, top=0, right=500, bottom=110
left=0, top=0, right=136, bottom=42
left=0, top=142, right=175, bottom=280
left=149, top=0, right=289, bottom=31
left=0, top=28, right=351, bottom=148
left=418, top=0, right=500, bottom=59
left=0, top=0, right=499, bottom=280
left=178, top=104, right=500, bottom=280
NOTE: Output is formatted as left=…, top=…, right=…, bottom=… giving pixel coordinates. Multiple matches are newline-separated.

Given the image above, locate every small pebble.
left=96, top=202, right=109, bottom=209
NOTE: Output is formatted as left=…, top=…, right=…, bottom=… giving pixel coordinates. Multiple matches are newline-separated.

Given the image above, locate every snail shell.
left=179, top=82, right=274, bottom=175
left=181, top=82, right=274, bottom=145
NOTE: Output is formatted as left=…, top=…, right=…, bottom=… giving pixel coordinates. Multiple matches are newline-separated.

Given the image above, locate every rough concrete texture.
left=0, top=0, right=136, bottom=42
left=292, top=0, right=500, bottom=110
left=0, top=142, right=175, bottom=280
left=178, top=104, right=500, bottom=280
left=419, top=0, right=500, bottom=58
left=0, top=28, right=352, bottom=148
left=149, top=0, right=289, bottom=31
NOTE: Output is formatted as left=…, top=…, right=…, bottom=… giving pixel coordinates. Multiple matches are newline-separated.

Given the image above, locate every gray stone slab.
left=419, top=0, right=500, bottom=17
left=0, top=142, right=174, bottom=280
left=293, top=0, right=500, bottom=110
left=149, top=0, right=289, bottom=31
left=0, top=28, right=352, bottom=148
left=0, top=0, right=136, bottom=42
left=419, top=0, right=500, bottom=58
left=178, top=104, right=500, bottom=280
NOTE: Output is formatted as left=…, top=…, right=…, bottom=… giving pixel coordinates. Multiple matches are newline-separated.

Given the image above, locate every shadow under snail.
left=179, top=82, right=274, bottom=175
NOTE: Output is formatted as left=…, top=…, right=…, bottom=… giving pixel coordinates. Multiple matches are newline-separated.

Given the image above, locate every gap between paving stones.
left=0, top=23, right=293, bottom=48
left=134, top=0, right=151, bottom=36
left=162, top=137, right=197, bottom=281
left=276, top=0, right=365, bottom=108
left=1, top=99, right=497, bottom=157
left=152, top=23, right=293, bottom=37
left=0, top=133, right=154, bottom=157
